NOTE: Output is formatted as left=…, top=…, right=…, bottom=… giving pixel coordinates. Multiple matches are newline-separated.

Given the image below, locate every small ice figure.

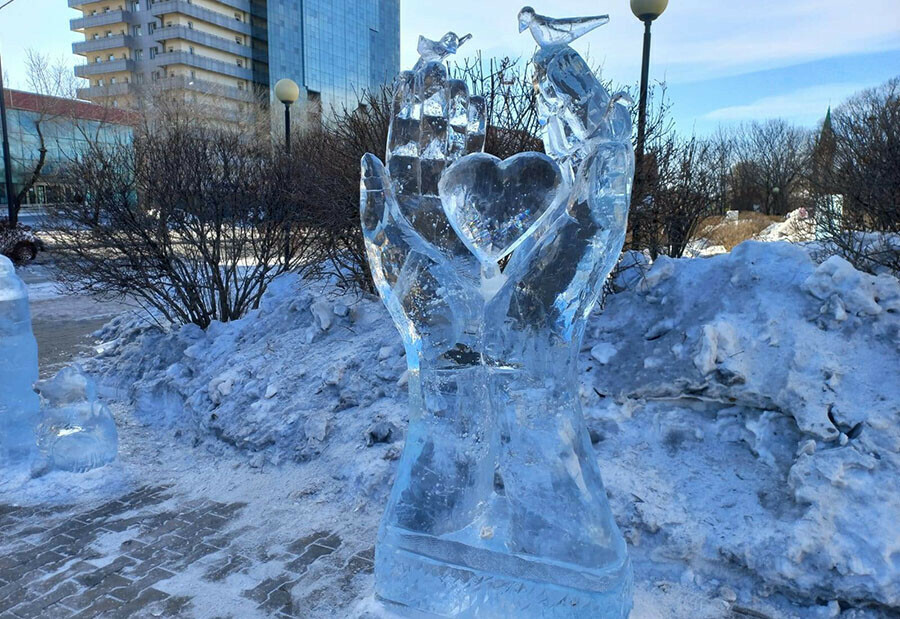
left=34, top=366, right=118, bottom=474
left=518, top=6, right=610, bottom=47
left=414, top=31, right=473, bottom=69
left=0, top=255, right=40, bottom=465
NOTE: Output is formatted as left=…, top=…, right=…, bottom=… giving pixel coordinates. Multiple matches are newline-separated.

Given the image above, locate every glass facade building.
left=0, top=90, right=133, bottom=208
left=267, top=0, right=400, bottom=120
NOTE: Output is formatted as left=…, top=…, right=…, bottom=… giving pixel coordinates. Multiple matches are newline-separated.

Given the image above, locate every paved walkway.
left=0, top=485, right=373, bottom=618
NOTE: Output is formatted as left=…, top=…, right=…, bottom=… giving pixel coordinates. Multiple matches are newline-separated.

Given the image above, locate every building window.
left=110, top=77, right=117, bottom=84
left=149, top=46, right=157, bottom=58
left=234, top=12, right=242, bottom=21
left=134, top=49, right=143, bottom=59
left=148, top=22, right=156, bottom=34
left=236, top=59, right=243, bottom=67
left=105, top=30, right=113, bottom=37
left=132, top=25, right=141, bottom=36
left=98, top=78, right=104, bottom=86
left=189, top=46, right=195, bottom=54
left=93, top=33, right=99, bottom=40
left=130, top=1, right=139, bottom=11
left=108, top=54, right=115, bottom=61
left=187, top=21, right=193, bottom=29
left=152, top=71, right=159, bottom=81
left=112, top=99, right=118, bottom=107
left=136, top=73, right=144, bottom=84
left=94, top=56, right=102, bottom=63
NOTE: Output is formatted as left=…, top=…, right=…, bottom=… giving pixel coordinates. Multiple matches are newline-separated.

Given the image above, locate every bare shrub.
left=46, top=102, right=321, bottom=328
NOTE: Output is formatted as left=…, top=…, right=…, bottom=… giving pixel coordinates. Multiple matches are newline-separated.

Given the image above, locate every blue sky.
left=2, top=0, right=898, bottom=134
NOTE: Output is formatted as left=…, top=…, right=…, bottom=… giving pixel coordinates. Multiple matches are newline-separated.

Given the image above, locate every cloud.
left=702, top=82, right=866, bottom=122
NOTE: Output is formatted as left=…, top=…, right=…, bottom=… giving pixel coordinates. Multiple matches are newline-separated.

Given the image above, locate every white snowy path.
left=2, top=240, right=898, bottom=618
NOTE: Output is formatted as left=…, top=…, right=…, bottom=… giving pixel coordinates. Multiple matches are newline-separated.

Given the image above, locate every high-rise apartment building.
left=68, top=0, right=400, bottom=123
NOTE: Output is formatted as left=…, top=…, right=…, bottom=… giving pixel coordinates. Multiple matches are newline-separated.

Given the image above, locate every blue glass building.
left=267, top=0, right=400, bottom=121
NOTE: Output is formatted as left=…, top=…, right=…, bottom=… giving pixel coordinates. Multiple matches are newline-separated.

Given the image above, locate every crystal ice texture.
left=361, top=9, right=634, bottom=616
left=0, top=255, right=40, bottom=466
left=34, top=366, right=118, bottom=474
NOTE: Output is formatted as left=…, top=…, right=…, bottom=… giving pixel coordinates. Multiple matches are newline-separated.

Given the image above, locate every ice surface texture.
left=0, top=255, right=40, bottom=465
left=360, top=15, right=635, bottom=617
left=34, top=366, right=118, bottom=474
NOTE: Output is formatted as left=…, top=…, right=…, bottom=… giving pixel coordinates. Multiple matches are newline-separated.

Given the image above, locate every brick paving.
left=0, top=485, right=374, bottom=618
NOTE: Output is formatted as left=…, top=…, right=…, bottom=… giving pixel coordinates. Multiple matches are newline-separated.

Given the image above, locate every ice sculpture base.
left=376, top=525, right=633, bottom=618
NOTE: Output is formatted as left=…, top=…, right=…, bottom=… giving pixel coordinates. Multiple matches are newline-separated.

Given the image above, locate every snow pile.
left=592, top=241, right=900, bottom=609
left=89, top=276, right=407, bottom=465
left=85, top=241, right=900, bottom=615
left=755, top=208, right=816, bottom=243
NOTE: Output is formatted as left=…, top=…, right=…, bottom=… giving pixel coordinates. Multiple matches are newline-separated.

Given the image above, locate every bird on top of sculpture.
left=518, top=6, right=610, bottom=47
left=413, top=31, right=474, bottom=69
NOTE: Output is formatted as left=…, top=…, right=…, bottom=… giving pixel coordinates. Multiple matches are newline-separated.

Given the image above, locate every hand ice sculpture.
left=0, top=255, right=40, bottom=466
left=362, top=9, right=634, bottom=616
left=34, top=366, right=118, bottom=475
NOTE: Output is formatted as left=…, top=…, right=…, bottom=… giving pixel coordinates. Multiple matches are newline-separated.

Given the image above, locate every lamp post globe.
left=274, top=78, right=299, bottom=153
left=274, top=78, right=300, bottom=105
left=631, top=0, right=669, bottom=21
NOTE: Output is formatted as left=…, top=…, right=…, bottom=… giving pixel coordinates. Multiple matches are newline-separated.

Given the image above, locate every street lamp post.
left=631, top=0, right=668, bottom=168
left=274, top=78, right=300, bottom=154
left=0, top=51, right=17, bottom=227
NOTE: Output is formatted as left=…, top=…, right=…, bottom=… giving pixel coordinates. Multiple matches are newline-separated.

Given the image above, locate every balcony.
left=73, top=34, right=134, bottom=55
left=70, top=10, right=134, bottom=30
left=206, top=0, right=267, bottom=17
left=74, top=58, right=135, bottom=77
left=153, top=26, right=266, bottom=63
left=156, top=75, right=262, bottom=103
left=153, top=51, right=257, bottom=81
left=76, top=82, right=135, bottom=99
left=68, top=0, right=113, bottom=7
left=149, top=0, right=252, bottom=37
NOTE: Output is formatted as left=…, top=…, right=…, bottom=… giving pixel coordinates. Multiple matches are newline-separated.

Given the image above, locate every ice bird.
left=518, top=6, right=610, bottom=48
left=415, top=32, right=473, bottom=67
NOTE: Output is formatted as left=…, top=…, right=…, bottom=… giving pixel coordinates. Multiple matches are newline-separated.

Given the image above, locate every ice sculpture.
left=0, top=255, right=40, bottom=466
left=34, top=366, right=118, bottom=474
left=361, top=7, right=634, bottom=616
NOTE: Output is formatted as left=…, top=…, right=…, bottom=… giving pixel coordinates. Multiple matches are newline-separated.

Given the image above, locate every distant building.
left=67, top=0, right=400, bottom=123
left=0, top=89, right=133, bottom=208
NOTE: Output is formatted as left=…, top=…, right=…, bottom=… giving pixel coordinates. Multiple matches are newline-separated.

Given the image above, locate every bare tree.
left=45, top=101, right=321, bottom=328
left=733, top=119, right=811, bottom=215
left=637, top=134, right=719, bottom=258
left=810, top=77, right=900, bottom=273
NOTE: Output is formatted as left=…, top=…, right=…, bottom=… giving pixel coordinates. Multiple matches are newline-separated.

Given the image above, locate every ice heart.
left=438, top=152, right=565, bottom=263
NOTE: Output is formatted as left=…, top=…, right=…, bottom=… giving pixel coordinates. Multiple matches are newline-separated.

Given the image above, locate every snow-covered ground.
left=3, top=236, right=898, bottom=618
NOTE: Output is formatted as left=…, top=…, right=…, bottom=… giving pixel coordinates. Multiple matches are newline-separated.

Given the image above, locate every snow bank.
left=86, top=240, right=900, bottom=614
left=592, top=241, right=900, bottom=608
